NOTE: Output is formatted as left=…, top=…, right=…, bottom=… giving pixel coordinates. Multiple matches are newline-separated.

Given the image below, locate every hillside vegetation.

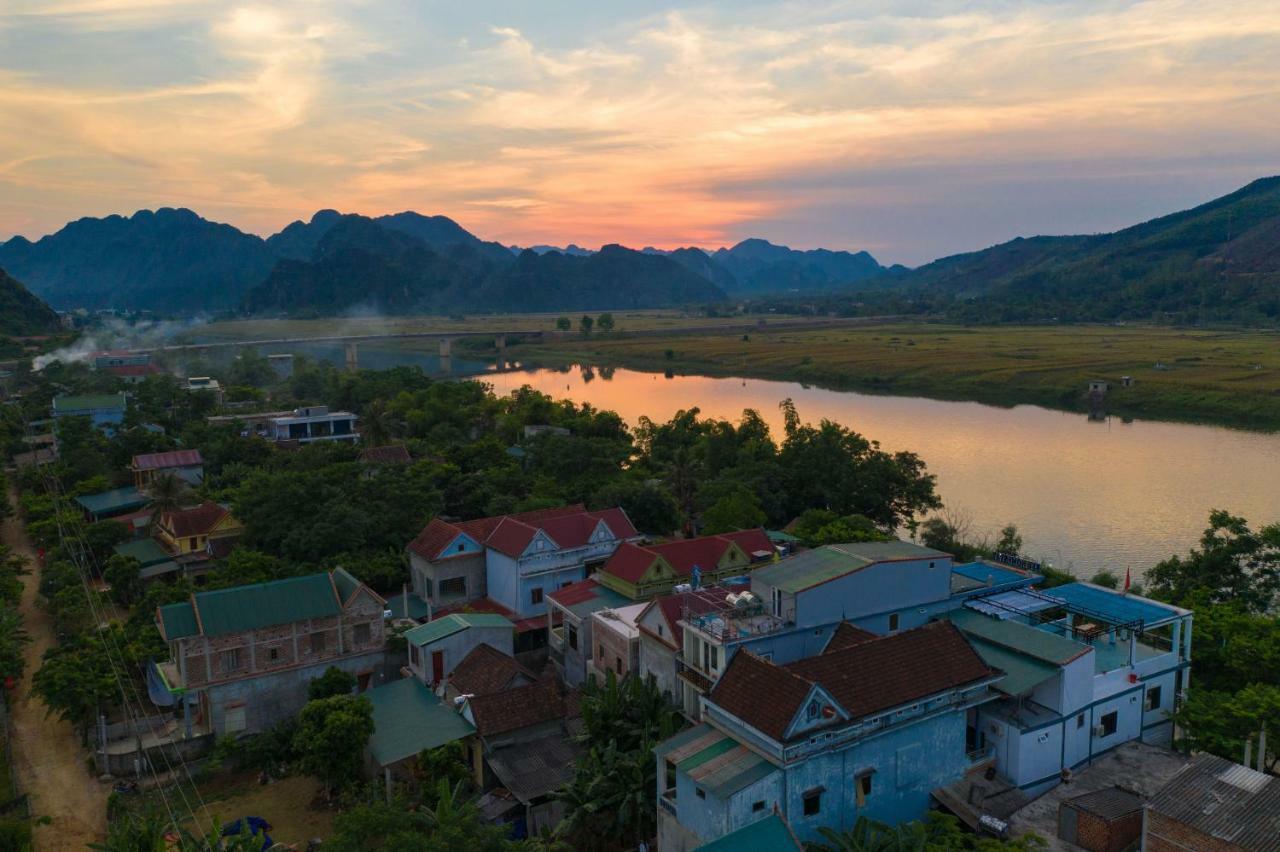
left=0, top=267, right=61, bottom=336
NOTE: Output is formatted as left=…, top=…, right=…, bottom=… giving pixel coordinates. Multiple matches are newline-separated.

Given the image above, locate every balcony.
left=659, top=789, right=678, bottom=816
left=685, top=603, right=787, bottom=642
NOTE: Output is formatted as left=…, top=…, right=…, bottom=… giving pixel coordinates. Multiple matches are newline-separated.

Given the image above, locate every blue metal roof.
left=1043, top=583, right=1182, bottom=627
left=965, top=589, right=1059, bottom=619
left=953, top=561, right=1036, bottom=589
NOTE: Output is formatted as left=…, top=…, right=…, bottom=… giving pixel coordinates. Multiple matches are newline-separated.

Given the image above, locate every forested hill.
left=0, top=267, right=61, bottom=336
left=894, top=176, right=1280, bottom=324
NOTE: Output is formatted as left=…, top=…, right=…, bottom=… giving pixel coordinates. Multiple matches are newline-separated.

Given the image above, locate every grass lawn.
left=512, top=322, right=1280, bottom=430
left=182, top=774, right=335, bottom=847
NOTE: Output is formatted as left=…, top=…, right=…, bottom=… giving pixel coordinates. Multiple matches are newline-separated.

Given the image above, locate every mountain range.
left=2, top=176, right=1279, bottom=322
left=0, top=207, right=887, bottom=315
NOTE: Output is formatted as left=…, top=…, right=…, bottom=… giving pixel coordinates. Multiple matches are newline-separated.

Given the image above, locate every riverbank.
left=506, top=323, right=1280, bottom=432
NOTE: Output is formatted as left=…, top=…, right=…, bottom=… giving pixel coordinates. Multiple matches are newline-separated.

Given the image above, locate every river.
left=470, top=363, right=1280, bottom=579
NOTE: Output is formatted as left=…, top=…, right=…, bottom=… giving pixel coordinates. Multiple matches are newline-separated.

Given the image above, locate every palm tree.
left=146, top=470, right=189, bottom=533
left=361, top=399, right=395, bottom=447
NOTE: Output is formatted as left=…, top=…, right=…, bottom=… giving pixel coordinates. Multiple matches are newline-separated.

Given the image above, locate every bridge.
left=135, top=330, right=542, bottom=371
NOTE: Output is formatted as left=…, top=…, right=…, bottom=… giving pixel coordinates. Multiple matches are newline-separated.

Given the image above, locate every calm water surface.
left=472, top=363, right=1280, bottom=579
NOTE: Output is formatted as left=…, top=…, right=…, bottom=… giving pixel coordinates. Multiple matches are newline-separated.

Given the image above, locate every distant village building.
left=92, top=350, right=151, bottom=369
left=131, top=449, right=204, bottom=489
left=153, top=569, right=387, bottom=736
left=267, top=353, right=294, bottom=380
left=404, top=613, right=515, bottom=687
left=52, top=392, right=127, bottom=430
left=184, top=376, right=224, bottom=406
left=267, top=405, right=358, bottom=444
left=154, top=501, right=243, bottom=558
left=74, top=485, right=148, bottom=522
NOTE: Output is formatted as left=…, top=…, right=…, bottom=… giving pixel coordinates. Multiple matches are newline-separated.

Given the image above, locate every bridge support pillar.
left=345, top=342, right=359, bottom=372
left=438, top=338, right=452, bottom=357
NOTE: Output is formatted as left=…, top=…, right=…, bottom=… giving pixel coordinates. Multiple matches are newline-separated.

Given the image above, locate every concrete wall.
left=639, top=633, right=678, bottom=700
left=486, top=551, right=521, bottom=615
left=591, top=618, right=637, bottom=679
left=204, top=649, right=389, bottom=735
left=784, top=556, right=952, bottom=629
left=410, top=551, right=486, bottom=605
left=410, top=625, right=514, bottom=686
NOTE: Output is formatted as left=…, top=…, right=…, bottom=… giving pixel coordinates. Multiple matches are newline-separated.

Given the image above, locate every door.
left=223, top=704, right=247, bottom=734
left=431, top=651, right=445, bottom=684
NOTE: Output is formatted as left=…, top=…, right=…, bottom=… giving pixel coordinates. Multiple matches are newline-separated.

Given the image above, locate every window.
left=598, top=644, right=605, bottom=662
left=665, top=760, right=676, bottom=791
left=752, top=800, right=766, bottom=813
left=888, top=612, right=900, bottom=632
left=695, top=788, right=706, bottom=800
left=1146, top=685, right=1162, bottom=711
left=567, top=624, right=578, bottom=651
left=220, top=648, right=242, bottom=671
left=807, top=700, right=820, bottom=720
left=615, top=657, right=623, bottom=674
left=772, top=588, right=782, bottom=618
left=856, top=773, right=873, bottom=807
left=531, top=587, right=544, bottom=605
left=802, top=788, right=823, bottom=816
left=657, top=625, right=664, bottom=637
left=439, top=577, right=466, bottom=598
left=353, top=622, right=371, bottom=645
left=410, top=645, right=420, bottom=668
left=311, top=632, right=326, bottom=654
left=1076, top=713, right=1086, bottom=729
left=267, top=647, right=280, bottom=662
left=457, top=542, right=465, bottom=552
left=1099, top=711, right=1118, bottom=737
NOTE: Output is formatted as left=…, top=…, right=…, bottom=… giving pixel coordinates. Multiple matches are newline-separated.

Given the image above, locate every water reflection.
left=480, top=364, right=1280, bottom=579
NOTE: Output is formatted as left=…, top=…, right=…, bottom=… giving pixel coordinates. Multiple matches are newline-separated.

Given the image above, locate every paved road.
left=3, top=484, right=107, bottom=850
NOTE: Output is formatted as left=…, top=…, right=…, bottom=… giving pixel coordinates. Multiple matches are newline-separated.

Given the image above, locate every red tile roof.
left=548, top=577, right=606, bottom=607
left=641, top=582, right=751, bottom=649
left=133, top=449, right=203, bottom=471
left=709, top=621, right=997, bottom=742
left=823, top=622, right=879, bottom=653
left=447, top=644, right=536, bottom=697
left=103, top=363, right=162, bottom=378
left=406, top=504, right=636, bottom=562
left=466, top=674, right=580, bottom=737
left=359, top=444, right=412, bottom=465
left=161, top=502, right=229, bottom=539
left=600, top=528, right=772, bottom=584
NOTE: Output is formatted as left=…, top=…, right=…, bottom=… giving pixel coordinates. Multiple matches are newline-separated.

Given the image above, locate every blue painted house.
left=656, top=620, right=1003, bottom=850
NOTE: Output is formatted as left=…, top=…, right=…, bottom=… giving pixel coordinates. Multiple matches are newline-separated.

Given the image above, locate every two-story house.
left=406, top=505, right=639, bottom=650
left=131, top=449, right=204, bottom=490
left=153, top=569, right=387, bottom=735
left=547, top=529, right=774, bottom=686
left=155, top=501, right=243, bottom=558
left=268, top=405, right=358, bottom=444
left=655, top=621, right=1002, bottom=850
left=947, top=582, right=1193, bottom=795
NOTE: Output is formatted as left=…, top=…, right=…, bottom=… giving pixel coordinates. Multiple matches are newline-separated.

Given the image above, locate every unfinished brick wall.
left=1071, top=809, right=1142, bottom=852
left=1144, top=811, right=1242, bottom=852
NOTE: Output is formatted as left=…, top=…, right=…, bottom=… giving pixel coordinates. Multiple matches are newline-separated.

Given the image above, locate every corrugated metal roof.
left=113, top=538, right=172, bottom=567
left=75, top=486, right=147, bottom=516
left=948, top=609, right=1090, bottom=665
left=1146, top=753, right=1280, bottom=850
left=404, top=613, right=514, bottom=647
left=967, top=637, right=1059, bottom=696
left=695, top=814, right=801, bottom=852
left=1064, top=786, right=1144, bottom=820
left=656, top=724, right=725, bottom=764
left=132, top=449, right=203, bottom=471
left=193, top=573, right=341, bottom=636
left=953, top=561, right=1032, bottom=588
left=748, top=546, right=871, bottom=593
left=688, top=744, right=777, bottom=799
left=158, top=602, right=198, bottom=640
left=485, top=734, right=583, bottom=804
left=365, top=678, right=474, bottom=767
left=964, top=589, right=1059, bottom=619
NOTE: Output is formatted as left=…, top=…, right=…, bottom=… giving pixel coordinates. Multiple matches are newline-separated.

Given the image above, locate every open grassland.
left=192, top=310, right=795, bottom=342
left=514, top=323, right=1280, bottom=430
left=181, top=774, right=335, bottom=847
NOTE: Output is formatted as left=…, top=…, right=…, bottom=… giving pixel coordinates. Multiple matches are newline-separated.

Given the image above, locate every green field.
left=511, top=323, right=1280, bottom=431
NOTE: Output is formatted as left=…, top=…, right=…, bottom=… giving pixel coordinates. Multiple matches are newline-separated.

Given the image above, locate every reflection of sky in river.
left=478, top=364, right=1280, bottom=579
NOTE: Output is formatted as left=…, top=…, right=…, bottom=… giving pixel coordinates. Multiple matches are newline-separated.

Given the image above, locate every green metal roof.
left=404, top=613, right=515, bottom=647
left=695, top=815, right=801, bottom=852
left=53, top=393, right=127, bottom=414
left=113, top=538, right=172, bottom=568
left=332, top=567, right=360, bottom=604
left=678, top=737, right=738, bottom=771
left=158, top=602, right=199, bottom=640
left=654, top=722, right=716, bottom=760
left=192, top=573, right=342, bottom=636
left=385, top=592, right=432, bottom=620
left=748, top=545, right=870, bottom=593
left=365, top=678, right=475, bottom=767
left=948, top=609, right=1090, bottom=666
left=75, top=486, right=147, bottom=517
left=967, top=637, right=1059, bottom=696
left=765, top=529, right=801, bottom=543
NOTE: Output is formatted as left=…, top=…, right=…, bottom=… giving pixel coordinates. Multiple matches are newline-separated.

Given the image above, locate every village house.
left=154, top=501, right=243, bottom=558
left=586, top=601, right=648, bottom=682
left=406, top=505, right=640, bottom=651
left=153, top=569, right=387, bottom=736
left=267, top=405, right=357, bottom=443
left=363, top=677, right=475, bottom=785
left=404, top=612, right=515, bottom=687
left=547, top=529, right=774, bottom=686
left=74, top=485, right=149, bottom=523
left=656, top=621, right=1003, bottom=850
left=52, top=392, right=127, bottom=430
left=441, top=643, right=537, bottom=705
left=635, top=582, right=749, bottom=708
left=184, top=376, right=224, bottom=406
left=131, top=449, right=204, bottom=490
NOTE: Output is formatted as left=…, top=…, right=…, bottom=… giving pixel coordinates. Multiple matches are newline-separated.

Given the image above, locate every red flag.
left=1123, top=567, right=1131, bottom=593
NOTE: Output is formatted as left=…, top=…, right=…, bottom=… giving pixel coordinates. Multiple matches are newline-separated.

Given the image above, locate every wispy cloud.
left=1, top=0, right=1278, bottom=262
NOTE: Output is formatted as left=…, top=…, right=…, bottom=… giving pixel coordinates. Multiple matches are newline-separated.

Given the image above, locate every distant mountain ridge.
left=0, top=267, right=60, bottom=336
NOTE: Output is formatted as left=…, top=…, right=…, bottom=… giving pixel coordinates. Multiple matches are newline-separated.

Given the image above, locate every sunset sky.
left=1, top=0, right=1278, bottom=265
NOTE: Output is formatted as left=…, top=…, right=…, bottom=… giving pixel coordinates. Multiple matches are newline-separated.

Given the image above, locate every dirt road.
left=3, top=484, right=107, bottom=850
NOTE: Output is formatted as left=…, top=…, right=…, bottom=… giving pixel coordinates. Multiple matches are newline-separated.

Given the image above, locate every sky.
left=1, top=0, right=1278, bottom=266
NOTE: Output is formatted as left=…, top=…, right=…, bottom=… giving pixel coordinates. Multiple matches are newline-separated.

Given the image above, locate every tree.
left=324, top=786, right=511, bottom=852
left=308, top=665, right=356, bottom=700
left=555, top=316, right=572, bottom=332
left=700, top=487, right=766, bottom=534
left=810, top=812, right=1045, bottom=851
left=415, top=741, right=472, bottom=793
left=293, top=694, right=374, bottom=794
left=1146, top=510, right=1280, bottom=612
left=0, top=608, right=29, bottom=684
left=592, top=479, right=681, bottom=536
left=791, top=509, right=889, bottom=546
left=596, top=313, right=615, bottom=333
left=33, top=630, right=126, bottom=730
left=146, top=470, right=190, bottom=526
left=362, top=399, right=395, bottom=447
left=103, top=554, right=144, bottom=606
left=995, top=524, right=1023, bottom=555
left=578, top=315, right=594, bottom=337
left=1175, top=684, right=1280, bottom=773
left=1089, top=570, right=1119, bottom=589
